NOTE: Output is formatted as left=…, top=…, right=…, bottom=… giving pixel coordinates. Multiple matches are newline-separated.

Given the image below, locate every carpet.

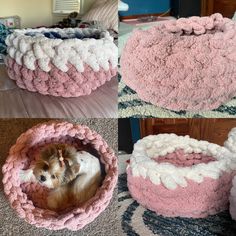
left=118, top=173, right=236, bottom=236
left=0, top=118, right=119, bottom=236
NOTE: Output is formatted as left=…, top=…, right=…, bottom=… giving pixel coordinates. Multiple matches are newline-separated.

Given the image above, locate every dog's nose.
left=40, top=175, right=46, bottom=182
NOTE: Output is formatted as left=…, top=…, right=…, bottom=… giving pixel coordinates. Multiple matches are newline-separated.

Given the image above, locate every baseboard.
left=119, top=12, right=170, bottom=20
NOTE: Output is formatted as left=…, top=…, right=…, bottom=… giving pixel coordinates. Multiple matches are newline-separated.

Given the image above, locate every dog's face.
left=33, top=145, right=80, bottom=189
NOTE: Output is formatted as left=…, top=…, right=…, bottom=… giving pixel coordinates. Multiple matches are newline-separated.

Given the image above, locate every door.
left=202, top=0, right=236, bottom=17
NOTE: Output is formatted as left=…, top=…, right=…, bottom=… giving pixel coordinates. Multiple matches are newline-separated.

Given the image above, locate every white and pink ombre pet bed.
left=5, top=28, right=117, bottom=97
left=127, top=129, right=236, bottom=218
left=2, top=121, right=118, bottom=231
left=121, top=13, right=236, bottom=111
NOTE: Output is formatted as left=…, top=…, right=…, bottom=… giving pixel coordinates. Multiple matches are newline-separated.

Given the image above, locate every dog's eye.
left=51, top=174, right=56, bottom=179
left=43, top=164, right=49, bottom=171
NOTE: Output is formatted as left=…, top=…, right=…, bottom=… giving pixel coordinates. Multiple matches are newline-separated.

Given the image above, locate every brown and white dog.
left=20, top=144, right=102, bottom=211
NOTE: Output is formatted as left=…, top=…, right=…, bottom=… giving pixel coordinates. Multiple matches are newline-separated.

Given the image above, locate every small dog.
left=20, top=144, right=102, bottom=211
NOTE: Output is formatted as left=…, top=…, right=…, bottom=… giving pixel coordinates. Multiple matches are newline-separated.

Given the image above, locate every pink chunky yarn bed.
left=127, top=132, right=236, bottom=218
left=2, top=121, right=118, bottom=230
left=121, top=13, right=236, bottom=111
left=5, top=28, right=118, bottom=97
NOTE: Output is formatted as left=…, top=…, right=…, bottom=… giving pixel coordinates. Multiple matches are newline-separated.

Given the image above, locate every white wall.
left=0, top=0, right=95, bottom=28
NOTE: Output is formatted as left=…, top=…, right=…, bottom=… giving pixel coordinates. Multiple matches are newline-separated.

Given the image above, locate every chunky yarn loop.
left=2, top=121, right=118, bottom=230
left=121, top=13, right=236, bottom=111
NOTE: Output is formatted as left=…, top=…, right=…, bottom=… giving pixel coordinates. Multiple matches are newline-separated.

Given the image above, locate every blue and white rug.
left=118, top=173, right=236, bottom=236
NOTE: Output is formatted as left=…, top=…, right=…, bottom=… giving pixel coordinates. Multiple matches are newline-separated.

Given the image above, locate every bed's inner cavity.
left=25, top=30, right=103, bottom=40
left=22, top=138, right=104, bottom=210
left=177, top=28, right=223, bottom=36
left=154, top=149, right=216, bottom=167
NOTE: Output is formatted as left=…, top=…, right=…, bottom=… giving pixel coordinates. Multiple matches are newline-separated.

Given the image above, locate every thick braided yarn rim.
left=5, top=28, right=118, bottom=97
left=127, top=133, right=236, bottom=218
left=2, top=121, right=118, bottom=230
left=121, top=13, right=236, bottom=111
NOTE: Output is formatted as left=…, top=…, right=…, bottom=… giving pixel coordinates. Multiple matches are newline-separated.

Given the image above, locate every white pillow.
left=82, top=0, right=118, bottom=32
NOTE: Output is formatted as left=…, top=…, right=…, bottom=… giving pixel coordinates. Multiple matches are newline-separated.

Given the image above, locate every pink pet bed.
left=121, top=13, right=236, bottom=111
left=5, top=28, right=117, bottom=97
left=2, top=121, right=118, bottom=230
left=127, top=130, right=236, bottom=218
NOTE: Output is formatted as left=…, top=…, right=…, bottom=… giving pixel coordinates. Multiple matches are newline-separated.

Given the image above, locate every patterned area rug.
left=118, top=173, right=236, bottom=236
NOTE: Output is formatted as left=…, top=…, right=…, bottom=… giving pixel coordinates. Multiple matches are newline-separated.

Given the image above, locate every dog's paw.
left=19, top=169, right=35, bottom=183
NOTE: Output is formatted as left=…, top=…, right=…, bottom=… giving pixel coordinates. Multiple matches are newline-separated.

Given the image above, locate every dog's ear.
left=41, top=148, right=50, bottom=160
left=41, top=145, right=56, bottom=160
left=71, top=163, right=80, bottom=175
left=65, top=158, right=73, bottom=166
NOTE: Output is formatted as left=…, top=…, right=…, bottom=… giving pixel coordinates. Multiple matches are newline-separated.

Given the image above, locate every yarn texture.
left=5, top=28, right=118, bottom=97
left=230, top=176, right=236, bottom=221
left=127, top=129, right=236, bottom=218
left=2, top=121, right=118, bottom=231
left=121, top=13, right=236, bottom=111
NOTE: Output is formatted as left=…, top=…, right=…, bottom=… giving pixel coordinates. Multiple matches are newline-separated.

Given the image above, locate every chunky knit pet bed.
left=127, top=129, right=236, bottom=218
left=121, top=13, right=236, bottom=111
left=5, top=28, right=117, bottom=97
left=2, top=121, right=118, bottom=230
